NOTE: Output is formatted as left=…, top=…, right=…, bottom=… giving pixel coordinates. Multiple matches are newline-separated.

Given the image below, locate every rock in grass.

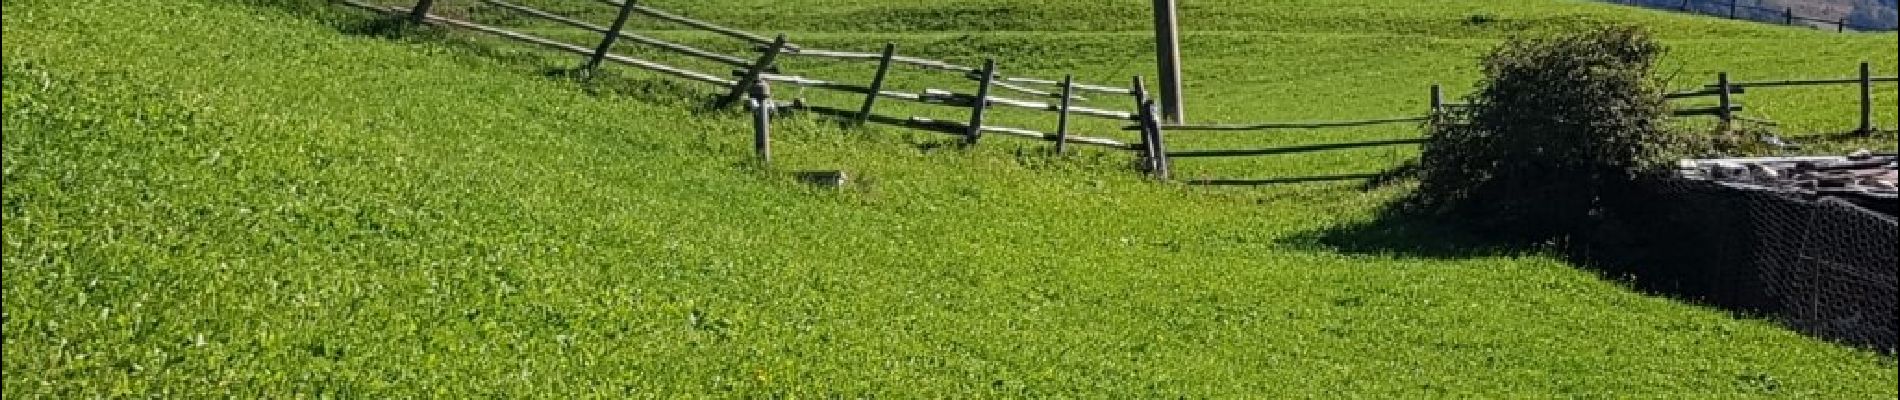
left=794, top=170, right=847, bottom=188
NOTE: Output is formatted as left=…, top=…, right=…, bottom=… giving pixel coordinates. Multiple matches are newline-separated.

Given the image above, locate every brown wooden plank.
left=337, top=0, right=734, bottom=86
left=595, top=0, right=798, bottom=50
left=965, top=59, right=998, bottom=144
left=1166, top=138, right=1426, bottom=158
left=720, top=34, right=788, bottom=108
left=1055, top=75, right=1074, bottom=155
left=856, top=43, right=897, bottom=126
left=484, top=0, right=752, bottom=68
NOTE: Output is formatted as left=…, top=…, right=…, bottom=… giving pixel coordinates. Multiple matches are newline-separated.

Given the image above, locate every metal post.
left=1860, top=62, right=1873, bottom=135
left=1151, top=0, right=1185, bottom=123
left=1728, top=0, right=1737, bottom=19
left=751, top=83, right=772, bottom=165
left=1784, top=8, right=1793, bottom=25
left=1837, top=18, right=1847, bottom=32
left=1429, top=84, right=1444, bottom=116
left=855, top=43, right=897, bottom=126
left=582, top=0, right=639, bottom=76
left=409, top=0, right=435, bottom=25
left=1717, top=72, right=1734, bottom=128
left=1055, top=74, right=1075, bottom=155
left=965, top=59, right=997, bottom=144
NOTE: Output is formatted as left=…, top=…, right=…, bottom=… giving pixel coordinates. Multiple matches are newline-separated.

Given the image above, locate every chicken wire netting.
left=1631, top=178, right=1897, bottom=351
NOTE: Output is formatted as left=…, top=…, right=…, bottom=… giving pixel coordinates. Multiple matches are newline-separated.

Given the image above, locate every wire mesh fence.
left=1596, top=177, right=1897, bottom=352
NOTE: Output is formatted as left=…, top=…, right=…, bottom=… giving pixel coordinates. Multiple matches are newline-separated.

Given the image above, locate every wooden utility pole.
left=1152, top=0, right=1185, bottom=124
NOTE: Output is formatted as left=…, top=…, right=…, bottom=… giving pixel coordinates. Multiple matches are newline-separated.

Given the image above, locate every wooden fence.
left=1147, top=63, right=1894, bottom=186
left=338, top=0, right=1893, bottom=186
left=339, top=0, right=1154, bottom=165
left=1617, top=0, right=1889, bottom=32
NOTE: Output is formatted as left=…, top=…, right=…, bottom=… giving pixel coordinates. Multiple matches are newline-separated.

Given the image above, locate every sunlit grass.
left=3, top=0, right=1895, bottom=396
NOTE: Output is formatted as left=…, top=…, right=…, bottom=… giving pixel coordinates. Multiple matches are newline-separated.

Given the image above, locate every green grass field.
left=4, top=0, right=1896, bottom=396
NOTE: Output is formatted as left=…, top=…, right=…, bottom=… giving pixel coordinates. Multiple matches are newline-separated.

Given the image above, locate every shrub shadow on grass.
left=1282, top=183, right=1783, bottom=321
left=1278, top=206, right=1530, bottom=260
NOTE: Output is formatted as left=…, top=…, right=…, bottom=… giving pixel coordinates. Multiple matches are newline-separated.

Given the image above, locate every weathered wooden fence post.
left=1860, top=62, right=1874, bottom=135
left=1718, top=72, right=1734, bottom=128
left=1144, top=100, right=1172, bottom=180
left=965, top=59, right=998, bottom=144
left=1130, top=76, right=1152, bottom=172
left=581, top=0, right=640, bottom=76
left=409, top=0, right=436, bottom=24
left=721, top=34, right=788, bottom=108
left=1054, top=74, right=1075, bottom=155
left=1429, top=84, right=1444, bottom=117
left=751, top=82, right=773, bottom=165
left=855, top=43, right=897, bottom=126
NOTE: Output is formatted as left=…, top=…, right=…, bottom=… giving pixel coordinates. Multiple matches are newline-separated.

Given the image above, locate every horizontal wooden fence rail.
left=764, top=46, right=1132, bottom=98
left=1166, top=138, right=1427, bottom=158
left=1665, top=86, right=1747, bottom=99
left=986, top=76, right=1136, bottom=96
left=593, top=0, right=799, bottom=51
left=1706, top=77, right=1899, bottom=89
left=1186, top=173, right=1386, bottom=186
left=340, top=0, right=734, bottom=86
left=1131, top=116, right=1428, bottom=132
left=906, top=117, right=1136, bottom=150
left=918, top=89, right=1135, bottom=120
left=1672, top=104, right=1744, bottom=116
left=483, top=0, right=754, bottom=68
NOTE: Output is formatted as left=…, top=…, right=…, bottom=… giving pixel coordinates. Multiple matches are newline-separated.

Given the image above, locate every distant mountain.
left=1603, top=0, right=1898, bottom=30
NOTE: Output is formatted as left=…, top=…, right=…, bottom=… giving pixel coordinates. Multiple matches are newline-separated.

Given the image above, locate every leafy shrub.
left=1409, top=25, right=1682, bottom=242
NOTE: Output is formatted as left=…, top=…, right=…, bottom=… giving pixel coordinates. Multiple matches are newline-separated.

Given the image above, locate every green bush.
left=1409, top=25, right=1682, bottom=242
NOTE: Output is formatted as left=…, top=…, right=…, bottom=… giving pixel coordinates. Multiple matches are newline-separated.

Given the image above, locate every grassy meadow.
left=3, top=0, right=1896, bottom=396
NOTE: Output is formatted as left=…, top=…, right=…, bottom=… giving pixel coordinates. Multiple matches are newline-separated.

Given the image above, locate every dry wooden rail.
left=905, top=117, right=1136, bottom=150
left=765, top=47, right=1131, bottom=98
left=484, top=0, right=754, bottom=68
left=1693, top=64, right=1895, bottom=133
left=1708, top=77, right=1900, bottom=89
left=1130, top=116, right=1428, bottom=132
left=594, top=0, right=799, bottom=51
left=918, top=89, right=1135, bottom=121
left=342, top=0, right=734, bottom=86
left=1166, top=138, right=1427, bottom=158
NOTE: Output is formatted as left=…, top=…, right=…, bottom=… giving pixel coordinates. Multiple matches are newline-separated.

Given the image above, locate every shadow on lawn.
left=1280, top=182, right=1779, bottom=318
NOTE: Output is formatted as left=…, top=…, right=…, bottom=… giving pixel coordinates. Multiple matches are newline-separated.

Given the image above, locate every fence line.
left=349, top=1, right=1892, bottom=186
left=594, top=0, right=795, bottom=50
left=483, top=0, right=753, bottom=68
left=341, top=0, right=734, bottom=86
left=1633, top=0, right=1885, bottom=32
